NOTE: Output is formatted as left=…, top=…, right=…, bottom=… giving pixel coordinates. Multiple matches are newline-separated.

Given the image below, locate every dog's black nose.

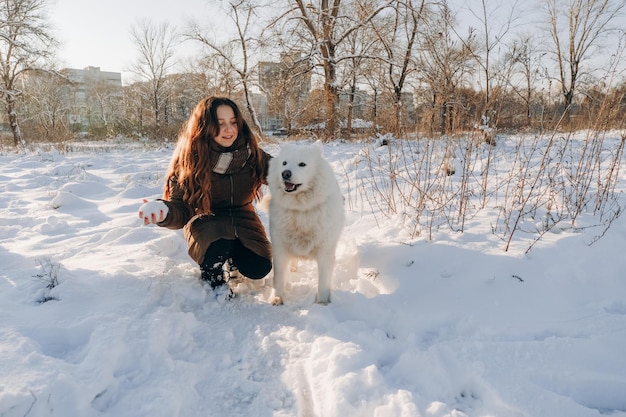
left=281, top=170, right=292, bottom=180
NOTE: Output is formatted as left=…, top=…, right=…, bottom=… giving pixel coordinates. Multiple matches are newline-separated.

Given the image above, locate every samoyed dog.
left=267, top=141, right=345, bottom=305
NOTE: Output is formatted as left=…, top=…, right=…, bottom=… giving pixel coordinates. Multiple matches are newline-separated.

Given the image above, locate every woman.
left=138, top=96, right=272, bottom=292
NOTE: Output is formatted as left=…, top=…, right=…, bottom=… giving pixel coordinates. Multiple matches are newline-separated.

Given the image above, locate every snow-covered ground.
left=1, top=134, right=625, bottom=417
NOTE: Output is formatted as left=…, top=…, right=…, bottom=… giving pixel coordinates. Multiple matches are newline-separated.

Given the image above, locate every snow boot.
left=200, top=262, right=227, bottom=289
left=200, top=262, right=235, bottom=300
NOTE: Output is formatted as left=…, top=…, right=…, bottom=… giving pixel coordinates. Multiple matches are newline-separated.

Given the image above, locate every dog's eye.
left=298, top=163, right=306, bottom=167
left=282, top=161, right=287, bottom=166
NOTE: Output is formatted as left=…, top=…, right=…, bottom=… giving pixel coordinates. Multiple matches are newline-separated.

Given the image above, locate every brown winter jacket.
left=157, top=150, right=273, bottom=265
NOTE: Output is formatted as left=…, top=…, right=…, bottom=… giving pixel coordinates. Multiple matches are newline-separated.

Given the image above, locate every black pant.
left=200, top=238, right=271, bottom=280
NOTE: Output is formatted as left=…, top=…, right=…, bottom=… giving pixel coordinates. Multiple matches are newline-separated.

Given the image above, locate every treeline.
left=2, top=0, right=626, bottom=146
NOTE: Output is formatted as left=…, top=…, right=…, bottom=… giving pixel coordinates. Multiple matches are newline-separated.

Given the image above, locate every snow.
left=1, top=134, right=626, bottom=417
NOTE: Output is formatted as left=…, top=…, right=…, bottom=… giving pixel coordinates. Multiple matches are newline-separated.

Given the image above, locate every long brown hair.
left=163, top=96, right=265, bottom=214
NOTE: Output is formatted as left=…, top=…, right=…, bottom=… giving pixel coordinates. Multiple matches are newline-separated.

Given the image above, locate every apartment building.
left=60, top=66, right=123, bottom=130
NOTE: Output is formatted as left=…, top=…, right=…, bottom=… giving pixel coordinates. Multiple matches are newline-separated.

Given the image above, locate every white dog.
left=267, top=141, right=345, bottom=305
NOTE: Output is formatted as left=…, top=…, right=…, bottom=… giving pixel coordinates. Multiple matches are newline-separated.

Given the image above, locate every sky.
left=48, top=0, right=626, bottom=86
left=1, top=133, right=626, bottom=416
left=49, top=0, right=219, bottom=82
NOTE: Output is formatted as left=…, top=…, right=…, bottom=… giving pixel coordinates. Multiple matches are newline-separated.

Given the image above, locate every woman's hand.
left=138, top=199, right=169, bottom=225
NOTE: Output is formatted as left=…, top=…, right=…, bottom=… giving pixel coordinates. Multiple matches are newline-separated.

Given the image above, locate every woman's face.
left=214, top=104, right=239, bottom=148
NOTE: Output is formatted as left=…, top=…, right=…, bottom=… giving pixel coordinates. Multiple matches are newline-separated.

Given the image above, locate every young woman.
left=138, top=96, right=272, bottom=292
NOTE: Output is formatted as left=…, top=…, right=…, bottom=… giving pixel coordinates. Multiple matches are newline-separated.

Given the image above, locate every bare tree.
left=417, top=1, right=475, bottom=135
left=454, top=0, right=521, bottom=127
left=20, top=69, right=71, bottom=141
left=504, top=34, right=544, bottom=126
left=278, top=0, right=395, bottom=140
left=185, top=0, right=266, bottom=137
left=180, top=54, right=239, bottom=97
left=545, top=0, right=626, bottom=122
left=341, top=31, right=363, bottom=134
left=360, top=56, right=386, bottom=129
left=84, top=80, right=124, bottom=136
left=129, top=19, right=178, bottom=137
left=370, top=0, right=426, bottom=136
left=0, top=0, right=56, bottom=147
left=257, top=53, right=312, bottom=132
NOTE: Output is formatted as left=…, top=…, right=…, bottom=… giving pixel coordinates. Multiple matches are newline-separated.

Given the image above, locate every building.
left=257, top=53, right=311, bottom=132
left=60, top=67, right=123, bottom=130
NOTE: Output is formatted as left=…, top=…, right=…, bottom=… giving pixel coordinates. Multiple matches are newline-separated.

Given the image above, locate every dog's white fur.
left=267, top=141, right=345, bottom=305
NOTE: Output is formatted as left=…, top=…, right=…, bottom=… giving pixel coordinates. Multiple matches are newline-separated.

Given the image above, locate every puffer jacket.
left=157, top=150, right=272, bottom=265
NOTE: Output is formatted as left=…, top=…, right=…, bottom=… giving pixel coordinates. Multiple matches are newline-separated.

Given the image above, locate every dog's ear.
left=313, top=140, right=324, bottom=155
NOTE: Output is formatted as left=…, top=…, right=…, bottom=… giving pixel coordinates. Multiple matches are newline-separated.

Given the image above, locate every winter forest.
left=1, top=0, right=626, bottom=147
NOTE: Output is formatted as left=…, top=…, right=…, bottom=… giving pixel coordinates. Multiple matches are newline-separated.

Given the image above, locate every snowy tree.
left=545, top=0, right=626, bottom=122
left=129, top=19, right=179, bottom=137
left=185, top=0, right=266, bottom=137
left=276, top=0, right=395, bottom=140
left=0, top=0, right=56, bottom=147
left=369, top=0, right=426, bottom=136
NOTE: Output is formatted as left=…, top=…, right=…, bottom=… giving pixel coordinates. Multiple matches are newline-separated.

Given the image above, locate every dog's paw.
left=315, top=297, right=330, bottom=305
left=270, top=296, right=284, bottom=306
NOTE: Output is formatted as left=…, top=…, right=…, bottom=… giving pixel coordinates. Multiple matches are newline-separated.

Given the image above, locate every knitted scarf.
left=209, top=136, right=251, bottom=175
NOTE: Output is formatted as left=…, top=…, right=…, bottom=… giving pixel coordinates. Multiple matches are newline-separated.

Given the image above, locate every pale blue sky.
left=49, top=0, right=220, bottom=81
left=49, top=0, right=626, bottom=85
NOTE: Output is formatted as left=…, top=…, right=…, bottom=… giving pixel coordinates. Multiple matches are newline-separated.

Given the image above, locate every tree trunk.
left=320, top=0, right=339, bottom=141
left=346, top=79, right=356, bottom=134
left=320, top=42, right=340, bottom=140
left=394, top=86, right=403, bottom=137
left=242, top=81, right=264, bottom=139
left=323, top=81, right=339, bottom=140
left=6, top=93, right=25, bottom=148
